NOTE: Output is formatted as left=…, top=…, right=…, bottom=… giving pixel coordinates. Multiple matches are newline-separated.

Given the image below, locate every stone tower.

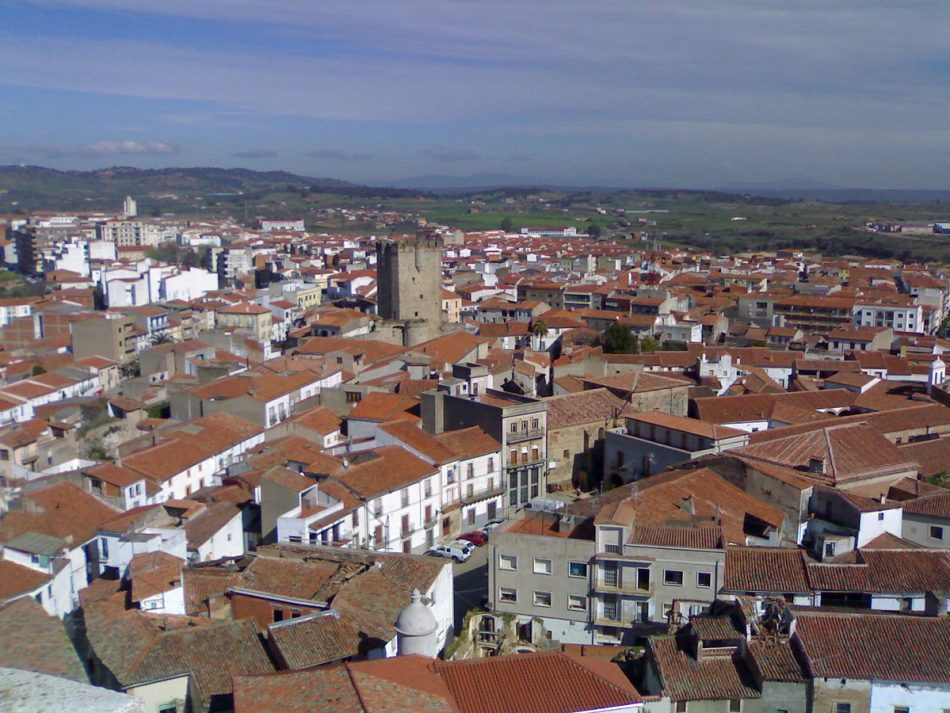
left=395, top=589, right=439, bottom=657
left=375, top=233, right=443, bottom=346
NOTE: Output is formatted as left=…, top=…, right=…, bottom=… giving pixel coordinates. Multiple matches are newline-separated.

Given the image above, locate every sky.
left=0, top=0, right=948, bottom=188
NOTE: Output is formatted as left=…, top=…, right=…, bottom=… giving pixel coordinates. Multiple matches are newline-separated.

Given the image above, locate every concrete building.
left=422, top=388, right=548, bottom=513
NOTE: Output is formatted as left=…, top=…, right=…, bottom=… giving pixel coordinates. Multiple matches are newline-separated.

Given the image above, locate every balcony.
left=506, top=428, right=544, bottom=444
left=593, top=580, right=652, bottom=596
left=460, top=484, right=506, bottom=507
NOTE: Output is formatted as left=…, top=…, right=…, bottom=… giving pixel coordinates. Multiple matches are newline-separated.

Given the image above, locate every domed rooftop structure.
left=395, top=588, right=438, bottom=657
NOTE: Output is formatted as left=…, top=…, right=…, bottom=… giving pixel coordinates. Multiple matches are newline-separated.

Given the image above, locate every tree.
left=587, top=223, right=602, bottom=238
left=500, top=217, right=513, bottom=232
left=150, top=333, right=173, bottom=346
left=30, top=364, right=46, bottom=376
left=531, top=319, right=548, bottom=338
left=640, top=336, right=659, bottom=353
left=602, top=323, right=638, bottom=354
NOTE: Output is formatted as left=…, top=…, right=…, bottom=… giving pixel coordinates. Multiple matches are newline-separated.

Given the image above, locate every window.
left=563, top=449, right=570, bottom=459
left=931, top=525, right=944, bottom=540
left=697, top=572, right=712, bottom=588
left=158, top=705, right=178, bottom=713
left=401, top=489, right=409, bottom=508
left=531, top=418, right=539, bottom=430
left=533, top=558, right=552, bottom=575
left=568, top=561, right=588, bottom=578
left=100, top=538, right=109, bottom=558
left=664, top=570, right=684, bottom=586
left=488, top=457, right=494, bottom=471
left=878, top=512, right=885, bottom=521
left=674, top=703, right=687, bottom=713
left=499, top=554, right=518, bottom=570
left=467, top=463, right=474, bottom=479
left=835, top=704, right=852, bottom=713
left=533, top=591, right=552, bottom=607
left=510, top=422, right=518, bottom=433
left=824, top=542, right=836, bottom=558
left=499, top=587, right=517, bottom=603
left=568, top=595, right=587, bottom=611
left=893, top=707, right=909, bottom=713
left=729, top=701, right=741, bottom=713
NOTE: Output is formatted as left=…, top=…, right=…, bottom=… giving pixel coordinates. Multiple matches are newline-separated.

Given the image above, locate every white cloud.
left=44, top=139, right=178, bottom=157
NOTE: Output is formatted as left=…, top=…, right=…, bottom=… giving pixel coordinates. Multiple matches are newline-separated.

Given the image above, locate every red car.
left=458, top=530, right=488, bottom=547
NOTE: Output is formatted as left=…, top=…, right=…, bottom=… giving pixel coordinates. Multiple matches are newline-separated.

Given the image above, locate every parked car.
left=426, top=541, right=474, bottom=563
left=458, top=530, right=488, bottom=547
left=480, top=519, right=504, bottom=534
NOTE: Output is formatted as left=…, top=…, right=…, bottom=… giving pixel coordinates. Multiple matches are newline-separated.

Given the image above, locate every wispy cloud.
left=43, top=139, right=177, bottom=157
left=232, top=149, right=277, bottom=159
left=308, top=148, right=375, bottom=162
left=421, top=147, right=481, bottom=162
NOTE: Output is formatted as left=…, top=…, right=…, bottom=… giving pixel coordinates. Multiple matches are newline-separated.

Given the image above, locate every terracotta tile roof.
left=85, top=604, right=272, bottom=709
left=794, top=613, right=950, bottom=682
left=748, top=403, right=950, bottom=445
left=267, top=608, right=392, bottom=669
left=733, top=422, right=917, bottom=485
left=630, top=525, right=724, bottom=550
left=0, top=559, right=55, bottom=602
left=217, top=301, right=270, bottom=315
left=434, top=426, right=501, bottom=460
left=289, top=406, right=341, bottom=435
left=349, top=392, right=420, bottom=424
left=626, top=411, right=747, bottom=440
left=128, top=551, right=184, bottom=603
left=296, top=336, right=406, bottom=363
left=649, top=634, right=761, bottom=702
left=900, top=490, right=950, bottom=520
left=0, top=597, right=87, bottom=682
left=693, top=389, right=854, bottom=424
left=899, top=437, right=950, bottom=478
left=0, top=481, right=119, bottom=547
left=543, top=388, right=628, bottom=429
left=233, top=666, right=365, bottom=712
left=185, top=501, right=241, bottom=550
left=807, top=549, right=950, bottom=594
left=332, top=446, right=437, bottom=499
left=587, top=468, right=784, bottom=545
left=746, top=639, right=805, bottom=683
left=723, top=547, right=811, bottom=594
left=582, top=370, right=690, bottom=395
left=436, top=650, right=641, bottom=713
left=378, top=420, right=456, bottom=464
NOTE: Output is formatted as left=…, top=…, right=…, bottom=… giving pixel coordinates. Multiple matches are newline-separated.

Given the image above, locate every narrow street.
left=451, top=544, right=488, bottom=632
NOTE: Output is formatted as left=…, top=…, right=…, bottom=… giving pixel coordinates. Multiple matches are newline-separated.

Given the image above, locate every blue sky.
left=1, top=0, right=948, bottom=188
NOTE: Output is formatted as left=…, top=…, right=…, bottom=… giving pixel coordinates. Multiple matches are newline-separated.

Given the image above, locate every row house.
left=120, top=413, right=265, bottom=502
left=171, top=369, right=341, bottom=429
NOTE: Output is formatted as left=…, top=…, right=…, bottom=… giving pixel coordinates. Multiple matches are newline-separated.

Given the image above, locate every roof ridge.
left=822, top=427, right=838, bottom=482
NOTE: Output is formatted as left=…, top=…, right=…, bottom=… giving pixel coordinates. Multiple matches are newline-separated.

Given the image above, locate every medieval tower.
left=375, top=233, right=443, bottom=346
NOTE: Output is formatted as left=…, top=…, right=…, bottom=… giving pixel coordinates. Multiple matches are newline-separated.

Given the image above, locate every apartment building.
left=422, top=388, right=548, bottom=513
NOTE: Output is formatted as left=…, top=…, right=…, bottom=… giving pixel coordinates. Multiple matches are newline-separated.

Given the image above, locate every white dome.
left=395, top=589, right=437, bottom=638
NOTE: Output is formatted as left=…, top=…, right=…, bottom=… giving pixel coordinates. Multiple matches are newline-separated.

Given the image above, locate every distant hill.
left=0, top=165, right=413, bottom=211
left=720, top=178, right=950, bottom=203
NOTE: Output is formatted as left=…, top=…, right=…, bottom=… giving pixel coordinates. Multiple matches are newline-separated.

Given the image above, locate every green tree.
left=531, top=319, right=548, bottom=338
left=150, top=333, right=174, bottom=346
left=30, top=364, right=46, bottom=376
left=587, top=223, right=602, bottom=238
left=602, top=323, right=637, bottom=354
left=640, top=336, right=659, bottom=353
left=500, top=217, right=513, bottom=232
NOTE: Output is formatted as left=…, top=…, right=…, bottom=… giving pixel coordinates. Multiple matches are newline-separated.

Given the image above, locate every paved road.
left=451, top=545, right=488, bottom=632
